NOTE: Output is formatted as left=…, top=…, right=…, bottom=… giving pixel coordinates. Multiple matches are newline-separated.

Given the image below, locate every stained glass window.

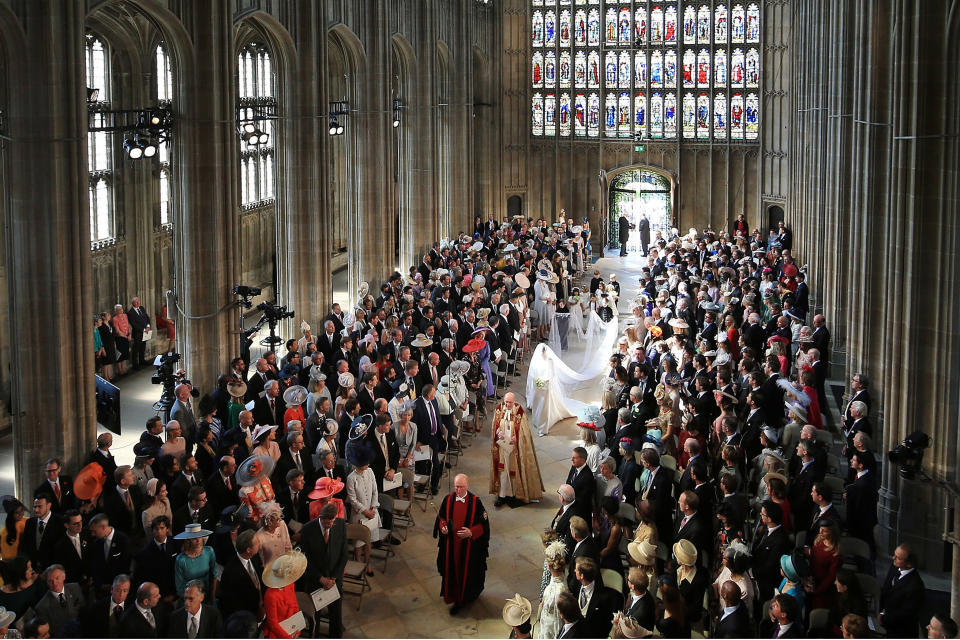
left=238, top=43, right=276, bottom=206
left=530, top=0, right=759, bottom=141
left=155, top=44, right=173, bottom=227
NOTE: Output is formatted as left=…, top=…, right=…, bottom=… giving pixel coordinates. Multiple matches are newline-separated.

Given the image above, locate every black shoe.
left=494, top=497, right=506, bottom=508
left=450, top=604, right=461, bottom=615
left=390, top=536, right=402, bottom=545
left=431, top=487, right=440, bottom=495
left=445, top=462, right=452, bottom=468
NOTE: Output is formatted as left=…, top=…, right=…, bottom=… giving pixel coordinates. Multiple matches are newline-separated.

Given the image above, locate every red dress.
left=803, top=385, right=823, bottom=429
left=283, top=406, right=306, bottom=431
left=263, top=583, right=301, bottom=638
left=808, top=541, right=840, bottom=610
left=726, top=327, right=740, bottom=360
left=773, top=498, right=792, bottom=533
left=308, top=497, right=345, bottom=520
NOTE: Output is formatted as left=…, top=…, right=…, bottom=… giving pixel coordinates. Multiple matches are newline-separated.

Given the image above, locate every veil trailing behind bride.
left=525, top=310, right=620, bottom=435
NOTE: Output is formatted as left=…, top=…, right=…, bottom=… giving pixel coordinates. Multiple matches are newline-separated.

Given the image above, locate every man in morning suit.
left=879, top=544, right=926, bottom=638
left=52, top=509, right=92, bottom=584
left=34, top=564, right=85, bottom=636
left=102, top=466, right=144, bottom=538
left=88, top=513, right=133, bottom=590
left=119, top=582, right=168, bottom=638
left=252, top=380, right=286, bottom=428
left=565, top=447, right=597, bottom=511
left=298, top=503, right=348, bottom=638
left=204, top=456, right=239, bottom=516
left=624, top=567, right=656, bottom=630
left=273, top=431, right=316, bottom=488
left=412, top=384, right=445, bottom=494
left=35, top=458, right=75, bottom=513
left=551, top=484, right=582, bottom=548
left=126, top=297, right=151, bottom=369
left=845, top=451, right=879, bottom=556
left=751, top=501, right=791, bottom=601
left=82, top=574, right=132, bottom=638
left=276, top=469, right=311, bottom=525
left=557, top=591, right=589, bottom=638
left=714, top=580, right=752, bottom=638
left=674, top=491, right=711, bottom=556
left=218, top=530, right=264, bottom=621
left=566, top=516, right=601, bottom=593
left=132, top=516, right=178, bottom=599
left=166, top=580, right=223, bottom=638
left=21, top=493, right=64, bottom=572
left=639, top=448, right=675, bottom=546
left=572, top=557, right=613, bottom=638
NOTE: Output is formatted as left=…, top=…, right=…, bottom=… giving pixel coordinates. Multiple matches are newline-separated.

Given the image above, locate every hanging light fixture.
left=139, top=134, right=157, bottom=158
left=123, top=135, right=144, bottom=159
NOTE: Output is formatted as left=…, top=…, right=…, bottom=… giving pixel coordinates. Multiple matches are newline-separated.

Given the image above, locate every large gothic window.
left=86, top=35, right=113, bottom=242
left=155, top=44, right=173, bottom=227
left=237, top=43, right=276, bottom=207
left=530, top=0, right=760, bottom=141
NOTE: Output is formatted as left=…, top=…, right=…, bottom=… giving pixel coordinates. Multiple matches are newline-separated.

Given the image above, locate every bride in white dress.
left=527, top=347, right=574, bottom=436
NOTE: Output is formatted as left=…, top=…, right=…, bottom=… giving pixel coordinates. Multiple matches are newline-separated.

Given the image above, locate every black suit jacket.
left=276, top=486, right=311, bottom=525
left=412, top=396, right=444, bottom=448
left=204, top=471, right=239, bottom=516
left=298, top=517, right=349, bottom=592
left=845, top=471, right=879, bottom=537
left=219, top=554, right=264, bottom=619
left=35, top=476, right=76, bottom=513
left=624, top=591, right=656, bottom=630
left=558, top=620, right=591, bottom=639
left=751, top=526, right=791, bottom=599
left=565, top=465, right=596, bottom=510
left=578, top=584, right=614, bottom=638
left=879, top=566, right=925, bottom=637
left=253, top=395, right=286, bottom=427
left=273, top=447, right=317, bottom=488
left=101, top=485, right=145, bottom=537
left=567, top=537, right=601, bottom=593
left=675, top=511, right=711, bottom=555
left=166, top=604, right=223, bottom=638
left=89, top=529, right=133, bottom=587
left=172, top=505, right=216, bottom=536
left=245, top=371, right=270, bottom=402
left=133, top=538, right=179, bottom=598
left=85, top=449, right=119, bottom=487
left=168, top=473, right=205, bottom=511
left=643, top=467, right=675, bottom=545
left=367, top=429, right=401, bottom=492
left=20, top=514, right=65, bottom=570
left=52, top=533, right=93, bottom=584
left=82, top=594, right=135, bottom=638
left=316, top=463, right=349, bottom=501
left=119, top=602, right=170, bottom=638
left=715, top=604, right=753, bottom=638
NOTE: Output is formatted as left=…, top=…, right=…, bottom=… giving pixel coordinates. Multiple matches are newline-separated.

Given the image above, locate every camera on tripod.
left=233, top=284, right=262, bottom=309
left=256, top=301, right=295, bottom=321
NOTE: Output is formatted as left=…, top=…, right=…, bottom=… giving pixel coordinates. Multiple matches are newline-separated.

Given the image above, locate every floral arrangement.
left=534, top=378, right=546, bottom=389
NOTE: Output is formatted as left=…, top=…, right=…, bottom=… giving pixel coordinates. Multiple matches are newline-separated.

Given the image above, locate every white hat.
left=262, top=551, right=308, bottom=589
left=502, top=594, right=532, bottom=627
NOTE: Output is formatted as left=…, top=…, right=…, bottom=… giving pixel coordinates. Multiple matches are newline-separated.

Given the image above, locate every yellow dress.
left=0, top=519, right=25, bottom=561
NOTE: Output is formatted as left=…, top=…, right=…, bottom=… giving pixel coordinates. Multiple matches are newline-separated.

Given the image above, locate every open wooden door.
left=598, top=169, right=608, bottom=257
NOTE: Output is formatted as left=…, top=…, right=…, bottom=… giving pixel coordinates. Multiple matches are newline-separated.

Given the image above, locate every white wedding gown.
left=526, top=310, right=620, bottom=436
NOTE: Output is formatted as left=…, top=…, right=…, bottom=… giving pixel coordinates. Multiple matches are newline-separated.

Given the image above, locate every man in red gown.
left=433, top=474, right=490, bottom=615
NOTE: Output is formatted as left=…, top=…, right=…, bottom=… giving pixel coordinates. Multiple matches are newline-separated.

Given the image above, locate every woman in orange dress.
left=307, top=477, right=346, bottom=520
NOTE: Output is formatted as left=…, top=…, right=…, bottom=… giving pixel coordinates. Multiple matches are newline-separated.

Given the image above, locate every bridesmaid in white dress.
left=568, top=290, right=585, bottom=340
left=535, top=542, right=569, bottom=639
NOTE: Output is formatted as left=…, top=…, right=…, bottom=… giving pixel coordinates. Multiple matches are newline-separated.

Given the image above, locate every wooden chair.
left=808, top=607, right=831, bottom=635
left=295, top=590, right=319, bottom=638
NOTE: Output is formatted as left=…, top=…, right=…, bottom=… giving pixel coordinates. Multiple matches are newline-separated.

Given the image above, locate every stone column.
left=171, top=0, right=239, bottom=393
left=278, top=1, right=330, bottom=329
left=6, top=1, right=95, bottom=495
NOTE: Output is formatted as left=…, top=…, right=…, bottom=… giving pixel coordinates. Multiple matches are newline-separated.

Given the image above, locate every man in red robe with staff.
left=433, top=474, right=490, bottom=615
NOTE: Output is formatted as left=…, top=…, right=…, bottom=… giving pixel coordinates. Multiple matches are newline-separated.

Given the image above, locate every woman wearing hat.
left=194, top=425, right=218, bottom=479
left=673, top=539, right=708, bottom=625
left=238, top=454, right=277, bottom=524
left=807, top=520, right=840, bottom=610
left=314, top=418, right=339, bottom=459
left=282, top=385, right=308, bottom=434
left=503, top=593, right=533, bottom=639
left=778, top=552, right=806, bottom=617
left=226, top=379, right=248, bottom=430
left=197, top=394, right=223, bottom=446
left=173, top=522, right=217, bottom=597
left=306, top=368, right=331, bottom=419
left=346, top=444, right=379, bottom=576
left=140, top=478, right=173, bottom=537
left=712, top=540, right=755, bottom=618
left=255, top=502, right=293, bottom=568
left=392, top=403, right=418, bottom=504
left=262, top=551, right=307, bottom=638
left=617, top=438, right=640, bottom=506
left=0, top=499, right=25, bottom=562
left=253, top=424, right=282, bottom=464
left=626, top=539, right=659, bottom=597
left=535, top=541, right=568, bottom=639
left=307, top=476, right=346, bottom=520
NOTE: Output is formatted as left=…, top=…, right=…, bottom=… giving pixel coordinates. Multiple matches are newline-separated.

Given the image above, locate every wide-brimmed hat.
left=227, top=380, right=248, bottom=398
left=502, top=593, right=532, bottom=627
left=763, top=471, right=788, bottom=486
left=449, top=360, right=470, bottom=378
left=309, top=365, right=327, bottom=383
left=664, top=372, right=682, bottom=386
left=0, top=607, right=15, bottom=629
left=173, top=522, right=213, bottom=540
left=348, top=414, right=374, bottom=441
left=252, top=424, right=277, bottom=444
left=668, top=318, right=689, bottom=330
left=462, top=338, right=486, bottom=354
left=323, top=418, right=339, bottom=438
left=514, top=273, right=530, bottom=288
left=133, top=442, right=158, bottom=458
left=348, top=441, right=373, bottom=468
left=785, top=401, right=808, bottom=421
left=73, top=463, right=107, bottom=502
left=673, top=539, right=697, bottom=566
left=262, top=550, right=308, bottom=589
left=713, top=390, right=738, bottom=405
left=627, top=539, right=658, bottom=565
left=761, top=426, right=779, bottom=444
left=411, top=333, right=433, bottom=348
left=236, top=454, right=276, bottom=487
left=283, top=385, right=308, bottom=406
left=616, top=615, right=654, bottom=638
left=337, top=372, right=355, bottom=388
left=472, top=275, right=487, bottom=291
left=780, top=553, right=802, bottom=582
left=308, top=476, right=345, bottom=500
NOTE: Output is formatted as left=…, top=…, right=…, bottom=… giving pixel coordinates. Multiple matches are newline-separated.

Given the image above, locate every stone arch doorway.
left=606, top=165, right=675, bottom=252
left=767, top=204, right=784, bottom=232
left=507, top=195, right=523, bottom=220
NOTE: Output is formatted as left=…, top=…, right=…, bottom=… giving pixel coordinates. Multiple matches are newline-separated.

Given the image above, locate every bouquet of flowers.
left=534, top=378, right=547, bottom=389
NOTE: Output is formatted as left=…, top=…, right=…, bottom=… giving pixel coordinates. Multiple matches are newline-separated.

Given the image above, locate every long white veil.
left=526, top=310, right=620, bottom=420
